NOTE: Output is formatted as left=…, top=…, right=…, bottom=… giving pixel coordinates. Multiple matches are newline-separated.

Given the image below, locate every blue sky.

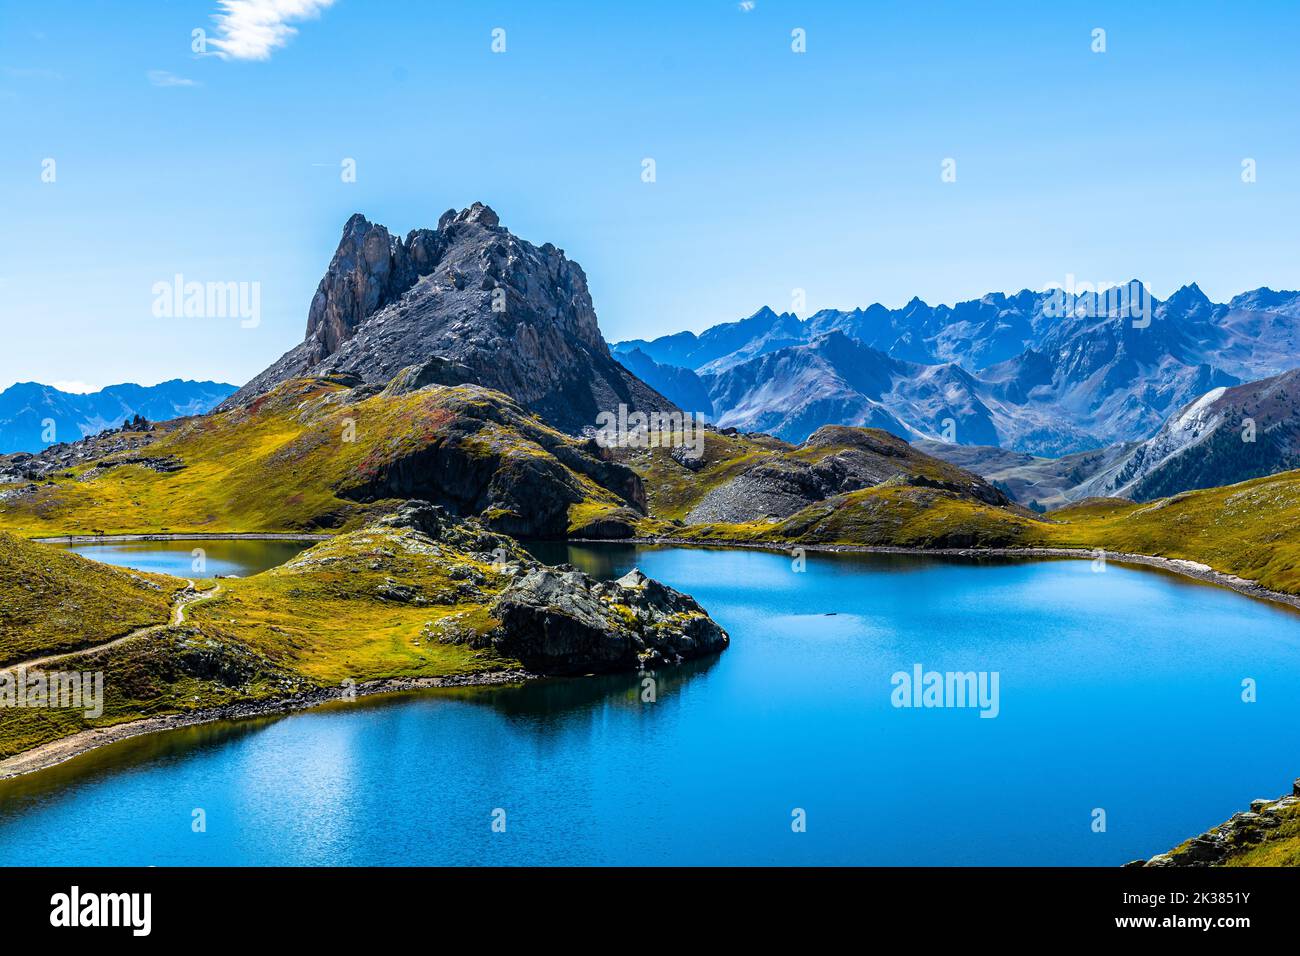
left=2, top=0, right=1298, bottom=391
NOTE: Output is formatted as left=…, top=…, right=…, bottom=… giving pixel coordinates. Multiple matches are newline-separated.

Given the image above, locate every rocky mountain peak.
left=222, top=203, right=675, bottom=434
left=1161, top=282, right=1213, bottom=315
left=1227, top=286, right=1300, bottom=314
left=451, top=201, right=500, bottom=229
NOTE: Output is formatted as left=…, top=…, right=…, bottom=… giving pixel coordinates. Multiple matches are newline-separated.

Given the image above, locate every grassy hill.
left=0, top=535, right=244, bottom=758
left=619, top=424, right=1025, bottom=543
left=1035, top=475, right=1300, bottom=595
left=0, top=504, right=726, bottom=763
left=182, top=519, right=520, bottom=684
left=0, top=532, right=174, bottom=664
left=676, top=485, right=1043, bottom=549
left=0, top=377, right=642, bottom=539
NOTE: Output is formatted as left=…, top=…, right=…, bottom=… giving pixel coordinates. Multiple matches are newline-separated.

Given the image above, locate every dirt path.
left=172, top=581, right=222, bottom=625
left=3, top=581, right=223, bottom=672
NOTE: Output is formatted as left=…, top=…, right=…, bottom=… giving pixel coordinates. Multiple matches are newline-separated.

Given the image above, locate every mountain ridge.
left=0, top=379, right=236, bottom=454
left=618, top=283, right=1300, bottom=454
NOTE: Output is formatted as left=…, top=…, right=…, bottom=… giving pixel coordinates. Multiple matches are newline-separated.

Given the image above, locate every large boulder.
left=375, top=501, right=729, bottom=676
left=489, top=566, right=729, bottom=675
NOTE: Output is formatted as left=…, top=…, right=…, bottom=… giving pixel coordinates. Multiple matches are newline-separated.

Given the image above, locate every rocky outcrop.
left=379, top=356, right=478, bottom=396
left=86, top=454, right=184, bottom=476
left=489, top=566, right=729, bottom=675
left=566, top=507, right=642, bottom=539
left=683, top=424, right=1010, bottom=525
left=301, top=213, right=443, bottom=365
left=222, top=203, right=677, bottom=435
left=378, top=500, right=729, bottom=675
left=0, top=419, right=171, bottom=484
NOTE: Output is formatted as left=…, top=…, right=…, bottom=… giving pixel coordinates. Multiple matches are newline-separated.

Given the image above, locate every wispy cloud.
left=207, top=0, right=337, bottom=61
left=147, top=70, right=199, bottom=88
left=738, top=1, right=756, bottom=11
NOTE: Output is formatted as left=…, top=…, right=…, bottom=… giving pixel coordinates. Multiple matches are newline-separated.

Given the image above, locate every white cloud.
left=49, top=380, right=98, bottom=394
left=147, top=70, right=199, bottom=88
left=207, top=0, right=337, bottom=61
left=738, top=1, right=756, bottom=11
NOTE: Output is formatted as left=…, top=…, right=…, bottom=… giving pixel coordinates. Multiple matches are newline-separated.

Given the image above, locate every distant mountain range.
left=615, top=285, right=1300, bottom=456
left=0, top=380, right=236, bottom=454
left=918, top=367, right=1300, bottom=508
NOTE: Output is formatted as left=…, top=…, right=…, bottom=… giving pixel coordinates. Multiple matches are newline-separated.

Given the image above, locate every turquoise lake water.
left=3, top=542, right=1299, bottom=866
left=56, top=538, right=313, bottom=577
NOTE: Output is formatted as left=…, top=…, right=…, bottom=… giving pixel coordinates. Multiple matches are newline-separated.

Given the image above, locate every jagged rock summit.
left=222, top=203, right=675, bottom=433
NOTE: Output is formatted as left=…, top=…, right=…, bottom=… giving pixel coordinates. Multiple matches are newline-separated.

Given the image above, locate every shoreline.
left=0, top=668, right=534, bottom=781
left=8, top=534, right=1299, bottom=786
left=31, top=530, right=1300, bottom=612
left=572, top=537, right=1300, bottom=613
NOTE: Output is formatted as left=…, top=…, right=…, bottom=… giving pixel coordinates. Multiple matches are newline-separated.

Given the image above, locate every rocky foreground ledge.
left=1134, top=778, right=1300, bottom=867
left=376, top=501, right=730, bottom=674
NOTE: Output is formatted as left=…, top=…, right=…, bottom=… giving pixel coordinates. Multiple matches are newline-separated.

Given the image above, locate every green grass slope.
left=0, top=377, right=641, bottom=539
left=1039, top=473, right=1300, bottom=595
left=1152, top=786, right=1300, bottom=867
left=183, top=521, right=519, bottom=683
left=0, top=532, right=174, bottom=664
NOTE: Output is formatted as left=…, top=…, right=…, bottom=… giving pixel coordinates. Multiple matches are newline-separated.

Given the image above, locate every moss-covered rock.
left=489, top=566, right=728, bottom=674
